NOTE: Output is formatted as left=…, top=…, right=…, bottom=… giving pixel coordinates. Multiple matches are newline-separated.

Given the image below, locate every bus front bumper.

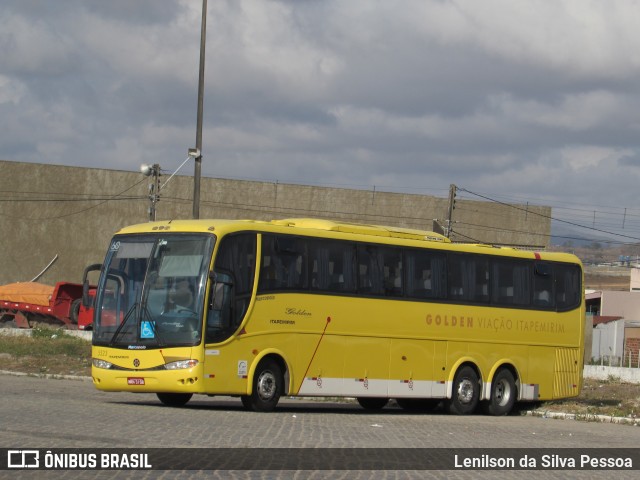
left=91, top=365, right=204, bottom=393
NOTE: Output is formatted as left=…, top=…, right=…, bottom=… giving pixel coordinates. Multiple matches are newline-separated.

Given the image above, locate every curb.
left=528, top=409, right=640, bottom=426
left=0, top=369, right=92, bottom=382
left=0, top=328, right=92, bottom=341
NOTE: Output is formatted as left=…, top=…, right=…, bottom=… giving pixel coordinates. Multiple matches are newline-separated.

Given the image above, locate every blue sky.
left=2, top=0, right=640, bottom=244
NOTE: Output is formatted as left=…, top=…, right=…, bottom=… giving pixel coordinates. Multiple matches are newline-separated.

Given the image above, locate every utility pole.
left=446, top=184, right=457, bottom=238
left=141, top=164, right=161, bottom=222
left=192, top=0, right=208, bottom=219
left=150, top=164, right=161, bottom=221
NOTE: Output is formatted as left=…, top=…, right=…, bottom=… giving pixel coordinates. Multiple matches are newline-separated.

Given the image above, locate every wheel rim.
left=257, top=370, right=276, bottom=401
left=494, top=378, right=512, bottom=407
left=456, top=378, right=475, bottom=404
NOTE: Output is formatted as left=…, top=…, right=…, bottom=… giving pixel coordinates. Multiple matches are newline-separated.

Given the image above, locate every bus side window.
left=406, top=250, right=430, bottom=299
left=382, top=248, right=402, bottom=297
left=448, top=254, right=489, bottom=303
left=405, top=249, right=446, bottom=300
left=556, top=264, right=581, bottom=310
left=492, top=260, right=531, bottom=306
left=258, top=235, right=307, bottom=291
left=357, top=244, right=402, bottom=297
left=533, top=262, right=554, bottom=307
left=308, top=240, right=356, bottom=293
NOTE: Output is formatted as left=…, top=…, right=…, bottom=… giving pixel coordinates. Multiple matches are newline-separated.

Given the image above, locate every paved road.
left=1, top=373, right=639, bottom=479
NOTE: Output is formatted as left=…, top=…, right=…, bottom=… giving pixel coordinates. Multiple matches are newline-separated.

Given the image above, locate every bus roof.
left=116, top=217, right=449, bottom=242
left=271, top=218, right=450, bottom=243
left=114, top=217, right=580, bottom=264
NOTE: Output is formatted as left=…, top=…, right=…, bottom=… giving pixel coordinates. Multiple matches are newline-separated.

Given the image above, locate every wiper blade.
left=109, top=303, right=138, bottom=346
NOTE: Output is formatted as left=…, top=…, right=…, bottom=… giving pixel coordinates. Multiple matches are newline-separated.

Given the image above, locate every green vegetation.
left=0, top=327, right=91, bottom=376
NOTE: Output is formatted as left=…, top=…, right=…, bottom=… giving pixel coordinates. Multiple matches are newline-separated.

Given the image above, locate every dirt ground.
left=542, top=377, right=640, bottom=419
left=584, top=273, right=630, bottom=291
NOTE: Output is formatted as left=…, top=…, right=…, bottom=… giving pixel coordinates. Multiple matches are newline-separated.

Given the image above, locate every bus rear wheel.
left=241, top=359, right=283, bottom=412
left=482, top=369, right=516, bottom=416
left=445, top=366, right=480, bottom=415
left=157, top=392, right=193, bottom=407
left=357, top=397, right=388, bottom=410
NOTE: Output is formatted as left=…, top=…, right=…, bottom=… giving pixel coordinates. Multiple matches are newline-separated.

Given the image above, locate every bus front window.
left=92, top=234, right=215, bottom=348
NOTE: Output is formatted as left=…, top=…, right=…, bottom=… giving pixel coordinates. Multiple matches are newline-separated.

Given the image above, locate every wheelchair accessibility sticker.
left=140, top=321, right=155, bottom=339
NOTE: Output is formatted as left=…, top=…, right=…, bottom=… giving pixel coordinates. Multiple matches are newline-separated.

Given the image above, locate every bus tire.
left=156, top=392, right=193, bottom=407
left=445, top=366, right=480, bottom=415
left=396, top=398, right=440, bottom=412
left=357, top=397, right=388, bottom=410
left=242, top=358, right=283, bottom=412
left=482, top=369, right=516, bottom=416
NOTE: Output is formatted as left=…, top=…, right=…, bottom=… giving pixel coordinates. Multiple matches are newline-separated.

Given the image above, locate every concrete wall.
left=631, top=268, right=640, bottom=291
left=592, top=320, right=626, bottom=363
left=600, top=290, right=640, bottom=318
left=0, top=160, right=551, bottom=286
left=584, top=365, right=640, bottom=384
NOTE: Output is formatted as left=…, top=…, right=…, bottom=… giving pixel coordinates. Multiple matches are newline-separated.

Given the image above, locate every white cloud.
left=419, top=0, right=640, bottom=77
left=490, top=90, right=623, bottom=131
left=0, top=12, right=78, bottom=75
left=0, top=75, right=26, bottom=104
left=2, top=0, right=640, bottom=243
left=560, top=145, right=634, bottom=171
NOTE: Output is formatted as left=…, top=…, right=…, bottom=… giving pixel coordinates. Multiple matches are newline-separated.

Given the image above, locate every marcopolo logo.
left=8, top=450, right=39, bottom=469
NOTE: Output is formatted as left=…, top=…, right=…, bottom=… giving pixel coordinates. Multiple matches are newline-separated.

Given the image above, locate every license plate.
left=127, top=377, right=145, bottom=385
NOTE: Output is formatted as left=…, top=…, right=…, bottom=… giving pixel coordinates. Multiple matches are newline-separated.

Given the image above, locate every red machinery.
left=0, top=282, right=94, bottom=330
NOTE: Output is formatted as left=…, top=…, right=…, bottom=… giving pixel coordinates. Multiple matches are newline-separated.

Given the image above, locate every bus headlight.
left=164, top=359, right=199, bottom=370
left=92, top=358, right=114, bottom=369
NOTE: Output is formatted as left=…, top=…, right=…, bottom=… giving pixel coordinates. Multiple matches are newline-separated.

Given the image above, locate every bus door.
left=203, top=233, right=256, bottom=394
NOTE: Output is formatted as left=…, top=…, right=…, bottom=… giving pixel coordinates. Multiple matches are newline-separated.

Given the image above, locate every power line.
left=459, top=187, right=640, bottom=243
left=0, top=178, right=148, bottom=221
left=0, top=196, right=143, bottom=203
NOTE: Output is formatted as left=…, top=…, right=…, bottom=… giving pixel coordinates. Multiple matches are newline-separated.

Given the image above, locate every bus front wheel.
left=481, top=369, right=516, bottom=416
left=241, top=359, right=283, bottom=412
left=156, top=392, right=193, bottom=407
left=445, top=366, right=480, bottom=415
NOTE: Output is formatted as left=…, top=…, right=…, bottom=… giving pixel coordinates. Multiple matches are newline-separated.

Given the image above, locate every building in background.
left=586, top=288, right=640, bottom=367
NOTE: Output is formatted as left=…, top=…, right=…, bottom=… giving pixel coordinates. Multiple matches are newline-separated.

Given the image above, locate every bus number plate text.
left=127, top=377, right=145, bottom=385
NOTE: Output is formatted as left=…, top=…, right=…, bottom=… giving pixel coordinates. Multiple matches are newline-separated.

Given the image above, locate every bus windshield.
left=92, top=234, right=215, bottom=348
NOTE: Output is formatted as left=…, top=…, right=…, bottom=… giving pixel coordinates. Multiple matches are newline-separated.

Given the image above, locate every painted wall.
left=0, top=160, right=551, bottom=286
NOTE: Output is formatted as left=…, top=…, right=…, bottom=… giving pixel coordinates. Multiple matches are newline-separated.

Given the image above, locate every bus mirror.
left=212, top=282, right=225, bottom=310
left=211, top=272, right=233, bottom=310
left=82, top=263, right=102, bottom=307
left=82, top=281, right=92, bottom=308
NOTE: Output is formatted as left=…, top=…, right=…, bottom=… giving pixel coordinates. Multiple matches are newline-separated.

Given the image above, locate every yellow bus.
left=87, top=218, right=584, bottom=415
